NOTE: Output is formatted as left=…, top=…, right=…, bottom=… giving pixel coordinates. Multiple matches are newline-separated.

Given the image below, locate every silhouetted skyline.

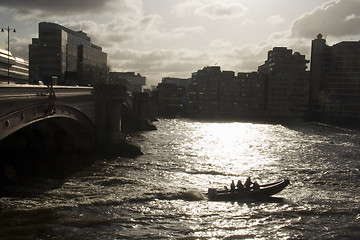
left=0, top=0, right=359, bottom=86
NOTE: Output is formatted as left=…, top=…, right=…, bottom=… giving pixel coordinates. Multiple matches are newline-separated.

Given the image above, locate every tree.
left=80, top=64, right=110, bottom=86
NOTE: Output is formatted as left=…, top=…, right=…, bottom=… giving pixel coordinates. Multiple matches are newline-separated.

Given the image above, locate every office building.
left=309, top=34, right=360, bottom=122
left=188, top=66, right=222, bottom=116
left=29, top=22, right=107, bottom=85
left=258, top=47, right=309, bottom=118
left=235, top=72, right=265, bottom=116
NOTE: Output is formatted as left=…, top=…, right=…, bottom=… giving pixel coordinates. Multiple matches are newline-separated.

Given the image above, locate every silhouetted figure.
left=230, top=180, right=235, bottom=194
left=244, top=177, right=252, bottom=191
left=237, top=180, right=244, bottom=192
left=253, top=181, right=260, bottom=191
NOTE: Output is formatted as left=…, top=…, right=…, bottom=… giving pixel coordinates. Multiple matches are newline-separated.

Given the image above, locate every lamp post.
left=1, top=26, right=16, bottom=84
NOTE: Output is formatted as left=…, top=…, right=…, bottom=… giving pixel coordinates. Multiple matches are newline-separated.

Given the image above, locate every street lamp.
left=1, top=26, right=16, bottom=84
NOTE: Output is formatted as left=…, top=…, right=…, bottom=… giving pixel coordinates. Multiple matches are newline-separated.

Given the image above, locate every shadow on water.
left=0, top=149, right=98, bottom=198
left=0, top=207, right=59, bottom=240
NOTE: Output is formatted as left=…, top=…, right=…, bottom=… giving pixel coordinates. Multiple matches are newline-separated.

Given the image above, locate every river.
left=0, top=118, right=359, bottom=239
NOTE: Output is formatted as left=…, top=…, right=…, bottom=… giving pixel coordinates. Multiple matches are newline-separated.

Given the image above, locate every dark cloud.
left=0, top=0, right=105, bottom=14
left=291, top=0, right=360, bottom=38
left=0, top=0, right=135, bottom=17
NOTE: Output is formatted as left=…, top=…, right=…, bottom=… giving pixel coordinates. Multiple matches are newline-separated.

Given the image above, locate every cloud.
left=61, top=14, right=205, bottom=53
left=291, top=0, right=360, bottom=38
left=222, top=42, right=274, bottom=71
left=5, top=0, right=352, bottom=87
left=345, top=13, right=360, bottom=21
left=62, top=14, right=162, bottom=48
left=209, top=39, right=232, bottom=48
left=110, top=48, right=210, bottom=74
left=9, top=36, right=30, bottom=61
left=169, top=26, right=206, bottom=38
left=107, top=41, right=275, bottom=86
left=263, top=0, right=360, bottom=65
left=108, top=48, right=214, bottom=85
left=175, top=0, right=248, bottom=19
left=0, top=0, right=142, bottom=18
left=266, top=15, right=285, bottom=27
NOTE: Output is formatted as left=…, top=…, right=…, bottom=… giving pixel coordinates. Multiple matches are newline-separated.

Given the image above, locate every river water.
left=0, top=119, right=359, bottom=239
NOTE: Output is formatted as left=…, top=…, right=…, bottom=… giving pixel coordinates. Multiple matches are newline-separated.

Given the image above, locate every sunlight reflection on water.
left=173, top=121, right=282, bottom=182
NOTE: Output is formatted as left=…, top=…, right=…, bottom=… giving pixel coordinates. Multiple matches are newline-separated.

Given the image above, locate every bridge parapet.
left=0, top=84, right=96, bottom=141
left=0, top=84, right=94, bottom=117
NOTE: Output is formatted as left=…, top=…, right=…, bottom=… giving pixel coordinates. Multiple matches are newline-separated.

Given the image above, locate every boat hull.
left=208, top=179, right=290, bottom=201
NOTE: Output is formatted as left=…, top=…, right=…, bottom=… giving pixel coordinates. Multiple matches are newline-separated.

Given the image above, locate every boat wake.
left=155, top=190, right=206, bottom=201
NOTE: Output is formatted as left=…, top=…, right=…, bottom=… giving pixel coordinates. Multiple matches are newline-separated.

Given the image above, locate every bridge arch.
left=0, top=103, right=96, bottom=152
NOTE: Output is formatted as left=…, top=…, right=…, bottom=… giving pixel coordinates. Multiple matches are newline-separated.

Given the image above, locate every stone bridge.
left=0, top=84, right=158, bottom=179
left=0, top=84, right=136, bottom=156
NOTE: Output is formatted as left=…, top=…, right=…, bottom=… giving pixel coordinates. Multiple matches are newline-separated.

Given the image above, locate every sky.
left=0, top=0, right=360, bottom=86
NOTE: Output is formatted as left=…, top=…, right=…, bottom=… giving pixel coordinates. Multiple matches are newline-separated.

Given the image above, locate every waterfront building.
left=157, top=77, right=189, bottom=117
left=109, top=72, right=146, bottom=92
left=29, top=22, right=107, bottom=85
left=187, top=66, right=266, bottom=118
left=258, top=47, right=309, bottom=118
left=190, top=66, right=222, bottom=116
left=0, top=48, right=28, bottom=84
left=309, top=34, right=360, bottom=123
left=235, top=72, right=265, bottom=116
left=157, top=82, right=186, bottom=117
left=218, top=70, right=235, bottom=116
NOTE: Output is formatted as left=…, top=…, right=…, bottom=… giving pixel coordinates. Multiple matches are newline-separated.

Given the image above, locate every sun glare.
left=179, top=122, right=278, bottom=178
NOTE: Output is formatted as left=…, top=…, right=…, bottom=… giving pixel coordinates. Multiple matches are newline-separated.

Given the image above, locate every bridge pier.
left=94, top=84, right=143, bottom=157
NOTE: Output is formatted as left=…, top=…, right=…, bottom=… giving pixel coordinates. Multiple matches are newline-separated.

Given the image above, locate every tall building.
left=29, top=22, right=107, bottom=85
left=235, top=72, right=265, bottom=116
left=0, top=48, right=28, bottom=83
left=309, top=34, right=360, bottom=123
left=258, top=47, right=309, bottom=118
left=218, top=70, right=235, bottom=116
left=189, top=66, right=222, bottom=116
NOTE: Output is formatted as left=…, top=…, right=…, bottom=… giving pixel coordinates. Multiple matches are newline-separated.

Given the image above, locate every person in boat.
left=244, top=177, right=253, bottom=191
left=237, top=180, right=244, bottom=192
left=253, top=181, right=260, bottom=191
left=230, top=180, right=236, bottom=194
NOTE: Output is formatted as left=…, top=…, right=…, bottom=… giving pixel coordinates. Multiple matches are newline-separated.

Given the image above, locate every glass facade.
left=29, top=22, right=107, bottom=85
